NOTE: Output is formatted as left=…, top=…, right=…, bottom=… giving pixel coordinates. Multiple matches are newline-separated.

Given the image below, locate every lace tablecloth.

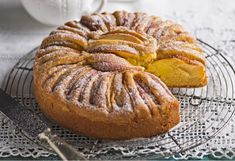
left=0, top=0, right=235, bottom=159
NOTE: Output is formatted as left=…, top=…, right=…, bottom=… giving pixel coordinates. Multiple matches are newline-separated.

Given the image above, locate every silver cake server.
left=0, top=88, right=87, bottom=161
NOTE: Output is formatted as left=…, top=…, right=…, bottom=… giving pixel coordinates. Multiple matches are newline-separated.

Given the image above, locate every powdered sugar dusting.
left=35, top=11, right=191, bottom=115
left=88, top=44, right=139, bottom=55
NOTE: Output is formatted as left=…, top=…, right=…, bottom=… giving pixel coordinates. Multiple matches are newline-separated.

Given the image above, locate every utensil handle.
left=39, top=128, right=87, bottom=161
left=91, top=0, right=107, bottom=13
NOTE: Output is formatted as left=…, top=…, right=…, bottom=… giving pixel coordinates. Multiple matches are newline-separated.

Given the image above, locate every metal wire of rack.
left=1, top=39, right=235, bottom=159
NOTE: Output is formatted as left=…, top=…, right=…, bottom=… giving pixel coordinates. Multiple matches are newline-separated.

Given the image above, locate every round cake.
left=33, top=11, right=207, bottom=139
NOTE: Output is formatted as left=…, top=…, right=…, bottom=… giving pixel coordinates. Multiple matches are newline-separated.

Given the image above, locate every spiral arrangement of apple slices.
left=33, top=11, right=207, bottom=139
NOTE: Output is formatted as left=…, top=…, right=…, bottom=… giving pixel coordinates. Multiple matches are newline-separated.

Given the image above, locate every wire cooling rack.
left=1, top=39, right=235, bottom=159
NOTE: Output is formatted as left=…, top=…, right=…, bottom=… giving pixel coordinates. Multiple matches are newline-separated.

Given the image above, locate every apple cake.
left=33, top=11, right=207, bottom=139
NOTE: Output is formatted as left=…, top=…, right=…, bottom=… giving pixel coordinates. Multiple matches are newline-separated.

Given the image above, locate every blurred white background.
left=0, top=0, right=235, bottom=86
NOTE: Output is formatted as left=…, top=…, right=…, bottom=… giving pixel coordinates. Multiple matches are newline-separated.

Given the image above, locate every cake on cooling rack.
left=33, top=11, right=207, bottom=139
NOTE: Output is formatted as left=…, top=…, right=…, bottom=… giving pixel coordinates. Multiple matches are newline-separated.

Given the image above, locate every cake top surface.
left=34, top=10, right=205, bottom=114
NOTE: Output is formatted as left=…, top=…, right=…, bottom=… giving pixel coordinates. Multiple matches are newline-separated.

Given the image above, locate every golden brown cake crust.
left=34, top=53, right=180, bottom=139
left=34, top=84, right=180, bottom=139
left=33, top=11, right=208, bottom=139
